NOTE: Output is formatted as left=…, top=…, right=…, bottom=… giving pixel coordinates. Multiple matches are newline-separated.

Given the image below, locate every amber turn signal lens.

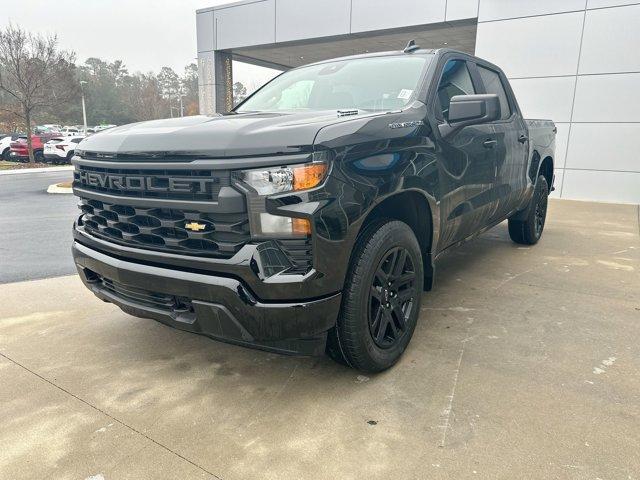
left=292, top=162, right=327, bottom=191
left=292, top=218, right=311, bottom=235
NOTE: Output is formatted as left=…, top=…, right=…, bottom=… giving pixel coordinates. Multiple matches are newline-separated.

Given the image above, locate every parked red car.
left=9, top=134, right=58, bottom=162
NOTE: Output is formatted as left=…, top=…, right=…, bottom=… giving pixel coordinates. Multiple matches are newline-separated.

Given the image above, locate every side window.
left=478, top=65, right=511, bottom=120
left=437, top=59, right=476, bottom=120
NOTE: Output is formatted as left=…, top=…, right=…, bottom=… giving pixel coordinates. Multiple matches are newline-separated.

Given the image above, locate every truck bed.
left=525, top=119, right=556, bottom=152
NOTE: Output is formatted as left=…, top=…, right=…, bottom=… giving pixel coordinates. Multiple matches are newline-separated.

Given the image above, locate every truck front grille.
left=100, top=277, right=178, bottom=310
left=79, top=198, right=250, bottom=257
left=73, top=164, right=228, bottom=201
left=89, top=272, right=195, bottom=315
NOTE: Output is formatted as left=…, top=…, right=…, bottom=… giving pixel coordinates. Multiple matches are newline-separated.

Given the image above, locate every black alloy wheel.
left=508, top=175, right=549, bottom=245
left=369, top=247, right=417, bottom=348
left=326, top=219, right=424, bottom=372
left=534, top=189, right=548, bottom=237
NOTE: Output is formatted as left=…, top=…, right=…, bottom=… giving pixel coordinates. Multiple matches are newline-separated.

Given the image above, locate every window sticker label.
left=397, top=89, right=413, bottom=100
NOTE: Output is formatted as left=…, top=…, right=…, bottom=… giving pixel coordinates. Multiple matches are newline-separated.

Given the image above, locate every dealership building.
left=196, top=0, right=640, bottom=204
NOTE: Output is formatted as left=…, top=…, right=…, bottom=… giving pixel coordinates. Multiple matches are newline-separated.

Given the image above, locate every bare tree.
left=0, top=24, right=78, bottom=162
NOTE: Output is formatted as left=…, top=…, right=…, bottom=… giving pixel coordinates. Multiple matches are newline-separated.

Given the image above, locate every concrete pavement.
left=0, top=199, right=638, bottom=480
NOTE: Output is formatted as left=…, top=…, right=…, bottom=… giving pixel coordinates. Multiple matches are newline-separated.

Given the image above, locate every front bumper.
left=73, top=241, right=341, bottom=355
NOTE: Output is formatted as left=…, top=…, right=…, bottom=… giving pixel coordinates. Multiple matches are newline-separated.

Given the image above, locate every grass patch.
left=0, top=160, right=50, bottom=170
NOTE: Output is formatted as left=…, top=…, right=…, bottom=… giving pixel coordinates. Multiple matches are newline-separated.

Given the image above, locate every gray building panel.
left=350, top=0, right=447, bottom=32
left=445, top=0, right=480, bottom=21
left=214, top=0, right=275, bottom=49
left=478, top=0, right=587, bottom=21
left=275, top=0, right=351, bottom=42
left=196, top=10, right=215, bottom=52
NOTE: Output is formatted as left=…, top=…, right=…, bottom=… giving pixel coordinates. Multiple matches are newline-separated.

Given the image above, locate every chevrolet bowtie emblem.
left=185, top=222, right=207, bottom=231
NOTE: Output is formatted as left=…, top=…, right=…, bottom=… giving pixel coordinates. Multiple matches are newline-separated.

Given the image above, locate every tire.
left=327, top=219, right=424, bottom=372
left=65, top=152, right=74, bottom=164
left=34, top=151, right=45, bottom=163
left=508, top=175, right=549, bottom=245
left=1, top=147, right=9, bottom=160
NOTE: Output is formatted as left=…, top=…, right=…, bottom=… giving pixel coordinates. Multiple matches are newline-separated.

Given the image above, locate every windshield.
left=237, top=55, right=431, bottom=113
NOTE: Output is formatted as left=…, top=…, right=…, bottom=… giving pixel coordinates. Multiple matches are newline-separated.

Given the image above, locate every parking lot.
left=0, top=169, right=77, bottom=283
left=0, top=199, right=639, bottom=480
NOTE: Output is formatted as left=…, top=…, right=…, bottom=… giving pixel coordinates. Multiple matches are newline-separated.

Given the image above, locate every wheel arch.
left=539, top=155, right=554, bottom=191
left=530, top=150, right=554, bottom=189
left=356, top=189, right=436, bottom=290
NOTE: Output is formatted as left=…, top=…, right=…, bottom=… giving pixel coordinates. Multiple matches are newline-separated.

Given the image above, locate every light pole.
left=80, top=80, right=88, bottom=134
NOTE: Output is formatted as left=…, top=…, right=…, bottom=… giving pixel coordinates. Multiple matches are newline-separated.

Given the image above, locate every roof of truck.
left=299, top=47, right=489, bottom=69
left=302, top=48, right=437, bottom=67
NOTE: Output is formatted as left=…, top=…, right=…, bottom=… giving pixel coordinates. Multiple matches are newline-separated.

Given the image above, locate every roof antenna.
left=404, top=39, right=420, bottom=53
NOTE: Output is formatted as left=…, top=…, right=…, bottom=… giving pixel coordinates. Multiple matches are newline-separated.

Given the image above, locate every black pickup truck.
left=72, top=47, right=555, bottom=372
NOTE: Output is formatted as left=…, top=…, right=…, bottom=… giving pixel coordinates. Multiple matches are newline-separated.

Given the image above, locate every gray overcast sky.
left=2, top=0, right=278, bottom=88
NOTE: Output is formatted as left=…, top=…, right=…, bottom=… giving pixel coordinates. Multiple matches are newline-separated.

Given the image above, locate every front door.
left=432, top=58, right=498, bottom=249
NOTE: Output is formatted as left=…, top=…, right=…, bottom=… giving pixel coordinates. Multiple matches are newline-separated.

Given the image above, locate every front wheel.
left=327, top=219, right=424, bottom=372
left=508, top=175, right=549, bottom=245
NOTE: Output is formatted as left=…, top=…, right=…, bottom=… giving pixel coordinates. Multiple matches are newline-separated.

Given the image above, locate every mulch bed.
left=0, top=160, right=55, bottom=170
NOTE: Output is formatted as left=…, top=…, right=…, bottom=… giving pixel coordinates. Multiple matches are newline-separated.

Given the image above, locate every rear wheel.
left=1, top=147, right=9, bottom=160
left=508, top=175, right=549, bottom=245
left=327, top=219, right=423, bottom=372
left=34, top=150, right=45, bottom=163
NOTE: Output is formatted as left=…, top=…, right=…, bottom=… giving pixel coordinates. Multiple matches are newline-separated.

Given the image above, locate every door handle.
left=483, top=139, right=497, bottom=149
left=518, top=134, right=528, bottom=143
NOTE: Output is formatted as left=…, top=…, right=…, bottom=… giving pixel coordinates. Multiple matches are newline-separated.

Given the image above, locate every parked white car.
left=94, top=124, right=117, bottom=132
left=43, top=136, right=84, bottom=164
left=60, top=126, right=81, bottom=136
left=0, top=134, right=24, bottom=160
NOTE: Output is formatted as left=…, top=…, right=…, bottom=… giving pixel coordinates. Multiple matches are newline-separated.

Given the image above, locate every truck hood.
left=78, top=111, right=387, bottom=159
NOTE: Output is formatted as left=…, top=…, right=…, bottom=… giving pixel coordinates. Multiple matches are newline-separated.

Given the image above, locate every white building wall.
left=476, top=0, right=640, bottom=203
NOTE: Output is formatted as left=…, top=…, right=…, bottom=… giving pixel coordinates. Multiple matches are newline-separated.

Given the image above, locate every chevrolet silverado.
left=71, top=47, right=555, bottom=372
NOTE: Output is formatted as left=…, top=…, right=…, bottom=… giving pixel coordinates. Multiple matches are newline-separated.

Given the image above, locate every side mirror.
left=438, top=94, right=501, bottom=137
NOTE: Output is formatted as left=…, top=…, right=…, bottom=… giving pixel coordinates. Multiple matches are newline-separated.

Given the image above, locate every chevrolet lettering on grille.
left=77, top=171, right=218, bottom=194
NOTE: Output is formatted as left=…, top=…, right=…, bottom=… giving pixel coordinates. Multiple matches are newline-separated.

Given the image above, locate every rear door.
left=474, top=62, right=529, bottom=220
left=430, top=55, right=498, bottom=249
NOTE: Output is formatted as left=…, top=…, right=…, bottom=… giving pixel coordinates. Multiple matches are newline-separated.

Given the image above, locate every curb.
left=0, top=166, right=74, bottom=176
left=47, top=183, right=73, bottom=194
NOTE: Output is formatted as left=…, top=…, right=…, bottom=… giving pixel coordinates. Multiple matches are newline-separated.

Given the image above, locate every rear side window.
left=478, top=65, right=511, bottom=120
left=436, top=59, right=476, bottom=120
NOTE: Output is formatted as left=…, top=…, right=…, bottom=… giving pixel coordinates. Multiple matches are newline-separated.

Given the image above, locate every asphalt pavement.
left=0, top=170, right=77, bottom=283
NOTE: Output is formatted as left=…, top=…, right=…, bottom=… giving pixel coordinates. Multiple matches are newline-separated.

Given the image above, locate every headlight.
left=240, top=161, right=328, bottom=195
left=239, top=159, right=329, bottom=238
